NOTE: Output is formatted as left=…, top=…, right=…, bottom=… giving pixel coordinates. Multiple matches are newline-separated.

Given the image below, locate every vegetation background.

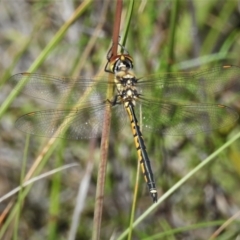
left=0, top=0, right=240, bottom=239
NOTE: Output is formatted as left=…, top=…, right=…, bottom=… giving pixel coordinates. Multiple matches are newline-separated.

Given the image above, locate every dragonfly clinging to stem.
left=10, top=44, right=239, bottom=202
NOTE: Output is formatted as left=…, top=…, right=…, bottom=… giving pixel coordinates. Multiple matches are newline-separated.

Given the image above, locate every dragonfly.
left=10, top=46, right=240, bottom=203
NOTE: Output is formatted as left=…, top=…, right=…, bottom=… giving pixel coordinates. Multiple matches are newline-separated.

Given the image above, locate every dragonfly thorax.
left=114, top=72, right=140, bottom=106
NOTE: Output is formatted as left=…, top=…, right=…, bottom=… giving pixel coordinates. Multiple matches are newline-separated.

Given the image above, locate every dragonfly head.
left=109, top=54, right=134, bottom=74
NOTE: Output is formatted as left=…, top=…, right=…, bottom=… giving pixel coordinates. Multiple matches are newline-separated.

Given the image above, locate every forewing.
left=9, top=73, right=115, bottom=106
left=137, top=65, right=240, bottom=102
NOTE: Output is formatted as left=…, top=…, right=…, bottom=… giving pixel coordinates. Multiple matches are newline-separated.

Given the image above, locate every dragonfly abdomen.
left=125, top=102, right=158, bottom=203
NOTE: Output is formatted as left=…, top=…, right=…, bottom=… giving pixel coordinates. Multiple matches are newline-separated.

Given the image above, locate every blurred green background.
left=0, top=0, right=240, bottom=239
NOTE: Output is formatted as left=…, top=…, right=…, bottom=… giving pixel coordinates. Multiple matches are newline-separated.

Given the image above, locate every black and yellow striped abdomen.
left=125, top=102, right=158, bottom=203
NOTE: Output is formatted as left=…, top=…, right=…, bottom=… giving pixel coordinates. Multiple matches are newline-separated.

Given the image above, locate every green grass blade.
left=0, top=0, right=92, bottom=120
left=116, top=131, right=240, bottom=240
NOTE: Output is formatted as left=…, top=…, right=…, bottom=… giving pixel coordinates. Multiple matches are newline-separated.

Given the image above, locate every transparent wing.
left=15, top=102, right=127, bottom=140
left=9, top=65, right=240, bottom=105
left=15, top=100, right=238, bottom=138
left=137, top=101, right=239, bottom=135
left=137, top=65, right=240, bottom=102
left=11, top=65, right=240, bottom=138
left=9, top=72, right=115, bottom=105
